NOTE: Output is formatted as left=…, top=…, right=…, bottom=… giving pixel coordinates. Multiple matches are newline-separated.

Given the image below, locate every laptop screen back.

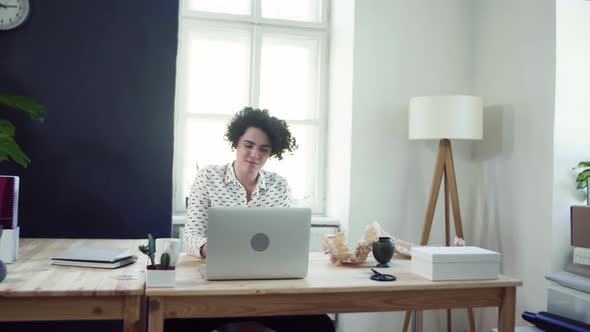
left=205, top=207, right=311, bottom=280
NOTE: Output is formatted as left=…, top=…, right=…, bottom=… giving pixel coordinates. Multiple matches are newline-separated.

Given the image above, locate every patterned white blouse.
left=184, top=162, right=293, bottom=258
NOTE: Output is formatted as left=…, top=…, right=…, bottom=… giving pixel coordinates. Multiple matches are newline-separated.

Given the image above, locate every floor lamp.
left=403, top=95, right=483, bottom=332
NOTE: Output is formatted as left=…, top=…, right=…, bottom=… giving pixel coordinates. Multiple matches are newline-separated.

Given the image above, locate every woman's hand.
left=200, top=243, right=207, bottom=258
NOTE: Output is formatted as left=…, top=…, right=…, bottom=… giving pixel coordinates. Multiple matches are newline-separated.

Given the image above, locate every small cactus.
left=138, top=233, right=156, bottom=266
left=160, top=253, right=171, bottom=267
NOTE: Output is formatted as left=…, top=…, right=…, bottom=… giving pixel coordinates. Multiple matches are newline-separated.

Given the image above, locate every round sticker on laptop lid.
left=251, top=233, right=270, bottom=252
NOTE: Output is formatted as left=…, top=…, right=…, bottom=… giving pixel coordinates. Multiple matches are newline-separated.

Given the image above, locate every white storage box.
left=412, top=246, right=501, bottom=281
left=548, top=284, right=590, bottom=324
left=0, top=227, right=19, bottom=263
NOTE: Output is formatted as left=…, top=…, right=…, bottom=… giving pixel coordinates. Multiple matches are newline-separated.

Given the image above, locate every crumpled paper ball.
left=321, top=221, right=391, bottom=264
left=320, top=222, right=466, bottom=264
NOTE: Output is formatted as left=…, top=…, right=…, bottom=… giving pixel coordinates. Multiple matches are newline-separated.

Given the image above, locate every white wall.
left=471, top=0, right=556, bottom=330
left=553, top=0, right=590, bottom=272
left=329, top=0, right=562, bottom=331
left=334, top=1, right=478, bottom=331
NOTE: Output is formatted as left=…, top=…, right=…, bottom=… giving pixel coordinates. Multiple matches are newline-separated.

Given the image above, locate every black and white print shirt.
left=184, top=162, right=293, bottom=258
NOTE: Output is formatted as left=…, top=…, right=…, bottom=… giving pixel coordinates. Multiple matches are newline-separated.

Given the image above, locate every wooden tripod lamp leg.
left=420, top=140, right=447, bottom=245
left=443, top=140, right=475, bottom=332
left=443, top=140, right=464, bottom=239
left=444, top=145, right=453, bottom=332
left=405, top=140, right=449, bottom=332
left=406, top=139, right=476, bottom=332
left=402, top=310, right=412, bottom=332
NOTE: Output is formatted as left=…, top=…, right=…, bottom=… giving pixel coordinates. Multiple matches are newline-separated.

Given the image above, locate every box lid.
left=411, top=246, right=501, bottom=263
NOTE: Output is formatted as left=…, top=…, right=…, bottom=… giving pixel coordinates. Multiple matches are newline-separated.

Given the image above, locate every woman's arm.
left=184, top=169, right=210, bottom=258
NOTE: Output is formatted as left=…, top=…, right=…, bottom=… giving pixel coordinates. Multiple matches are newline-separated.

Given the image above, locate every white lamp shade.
left=409, top=95, right=483, bottom=140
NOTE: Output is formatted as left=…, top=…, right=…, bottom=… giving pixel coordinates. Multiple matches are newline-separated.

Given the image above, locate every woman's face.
left=234, top=127, right=272, bottom=175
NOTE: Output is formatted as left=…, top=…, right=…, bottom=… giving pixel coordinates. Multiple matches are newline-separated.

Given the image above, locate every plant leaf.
left=0, top=119, right=15, bottom=138
left=576, top=161, right=590, bottom=168
left=576, top=169, right=590, bottom=183
left=578, top=179, right=588, bottom=190
left=0, top=135, right=30, bottom=167
left=0, top=95, right=47, bottom=121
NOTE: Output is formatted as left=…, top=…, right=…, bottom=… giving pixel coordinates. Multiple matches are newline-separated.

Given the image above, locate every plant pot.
left=0, top=227, right=19, bottom=263
left=0, top=260, right=6, bottom=283
left=146, top=266, right=176, bottom=288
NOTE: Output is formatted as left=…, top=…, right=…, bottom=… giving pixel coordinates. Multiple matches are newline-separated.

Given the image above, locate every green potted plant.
left=139, top=233, right=176, bottom=287
left=0, top=95, right=46, bottom=264
left=0, top=95, right=47, bottom=167
left=573, top=161, right=590, bottom=205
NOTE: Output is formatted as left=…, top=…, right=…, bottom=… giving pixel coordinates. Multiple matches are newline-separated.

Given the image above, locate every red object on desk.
left=0, top=175, right=19, bottom=229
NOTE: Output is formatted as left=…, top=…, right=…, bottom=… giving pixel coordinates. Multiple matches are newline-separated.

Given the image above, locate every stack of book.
left=51, top=246, right=137, bottom=269
left=542, top=206, right=590, bottom=326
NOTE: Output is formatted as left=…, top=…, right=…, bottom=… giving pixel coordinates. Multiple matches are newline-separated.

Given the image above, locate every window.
left=173, top=0, right=329, bottom=216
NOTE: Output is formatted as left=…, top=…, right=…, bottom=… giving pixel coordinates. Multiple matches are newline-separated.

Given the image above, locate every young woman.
left=176, top=107, right=334, bottom=332
left=184, top=107, right=297, bottom=258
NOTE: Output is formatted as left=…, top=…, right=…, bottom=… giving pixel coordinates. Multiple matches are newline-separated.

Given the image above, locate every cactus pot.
left=146, top=266, right=176, bottom=288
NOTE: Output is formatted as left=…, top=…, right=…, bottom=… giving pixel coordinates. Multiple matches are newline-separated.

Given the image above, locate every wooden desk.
left=0, top=239, right=147, bottom=332
left=147, top=253, right=522, bottom=332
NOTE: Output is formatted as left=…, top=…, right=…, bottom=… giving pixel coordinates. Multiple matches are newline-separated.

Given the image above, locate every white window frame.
left=173, top=0, right=330, bottom=218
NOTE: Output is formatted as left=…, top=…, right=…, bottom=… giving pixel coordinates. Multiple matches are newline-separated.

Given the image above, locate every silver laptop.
left=205, top=207, right=311, bottom=280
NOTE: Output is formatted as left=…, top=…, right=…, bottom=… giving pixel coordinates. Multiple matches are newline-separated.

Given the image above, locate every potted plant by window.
left=0, top=95, right=47, bottom=263
left=139, top=233, right=176, bottom=287
left=573, top=161, right=590, bottom=206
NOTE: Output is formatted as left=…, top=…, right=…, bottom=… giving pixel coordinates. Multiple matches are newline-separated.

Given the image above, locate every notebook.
left=51, top=246, right=137, bottom=269
left=205, top=207, right=311, bottom=280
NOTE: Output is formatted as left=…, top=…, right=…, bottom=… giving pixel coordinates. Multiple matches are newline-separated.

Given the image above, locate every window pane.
left=259, top=32, right=320, bottom=120
left=264, top=124, right=319, bottom=208
left=261, top=0, right=322, bottom=23
left=181, top=118, right=235, bottom=200
left=182, top=23, right=251, bottom=115
left=187, top=0, right=251, bottom=16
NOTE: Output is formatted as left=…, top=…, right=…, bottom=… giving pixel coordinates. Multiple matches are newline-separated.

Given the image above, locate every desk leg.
left=498, top=287, right=516, bottom=332
left=124, top=295, right=145, bottom=332
left=148, top=297, right=164, bottom=332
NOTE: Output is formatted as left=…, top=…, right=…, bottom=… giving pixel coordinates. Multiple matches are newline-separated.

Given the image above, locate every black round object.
left=370, top=273, right=396, bottom=282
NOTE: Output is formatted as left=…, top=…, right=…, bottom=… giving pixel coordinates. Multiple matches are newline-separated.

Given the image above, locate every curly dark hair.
left=225, top=107, right=298, bottom=160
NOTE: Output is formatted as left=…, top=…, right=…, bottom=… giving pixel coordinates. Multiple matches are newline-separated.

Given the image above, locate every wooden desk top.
left=147, top=253, right=522, bottom=296
left=0, top=239, right=147, bottom=297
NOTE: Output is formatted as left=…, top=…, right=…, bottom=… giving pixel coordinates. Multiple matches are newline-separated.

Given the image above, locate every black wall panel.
left=0, top=0, right=179, bottom=239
